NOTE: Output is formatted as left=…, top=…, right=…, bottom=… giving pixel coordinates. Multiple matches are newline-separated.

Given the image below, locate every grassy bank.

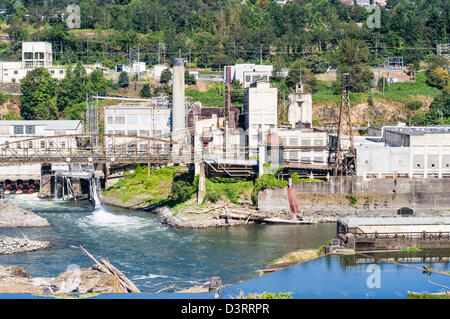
left=313, top=72, right=439, bottom=105
left=103, top=166, right=290, bottom=210
left=102, top=165, right=186, bottom=208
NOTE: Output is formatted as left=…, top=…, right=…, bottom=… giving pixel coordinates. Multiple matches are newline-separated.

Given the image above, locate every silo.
left=172, top=58, right=185, bottom=133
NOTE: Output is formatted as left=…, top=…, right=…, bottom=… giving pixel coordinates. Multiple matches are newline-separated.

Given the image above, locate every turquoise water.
left=1, top=194, right=449, bottom=298
left=0, top=194, right=335, bottom=292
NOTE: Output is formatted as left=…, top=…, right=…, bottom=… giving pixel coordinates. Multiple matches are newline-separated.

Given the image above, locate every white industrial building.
left=224, top=63, right=273, bottom=86
left=288, top=81, right=312, bottom=127
left=244, top=82, right=278, bottom=158
left=104, top=104, right=171, bottom=154
left=0, top=120, right=83, bottom=179
left=0, top=42, right=95, bottom=83
left=355, top=125, right=450, bottom=179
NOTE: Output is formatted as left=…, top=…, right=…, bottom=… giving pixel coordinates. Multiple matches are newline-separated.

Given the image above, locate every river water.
left=0, top=194, right=336, bottom=292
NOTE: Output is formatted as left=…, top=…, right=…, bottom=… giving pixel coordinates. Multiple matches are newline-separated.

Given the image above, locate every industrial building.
left=224, top=63, right=273, bottom=86
left=354, top=125, right=450, bottom=179
left=0, top=120, right=83, bottom=182
left=0, top=42, right=95, bottom=83
left=104, top=103, right=171, bottom=154
left=287, top=81, right=312, bottom=128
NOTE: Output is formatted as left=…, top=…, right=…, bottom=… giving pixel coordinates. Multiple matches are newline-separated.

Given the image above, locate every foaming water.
left=80, top=207, right=152, bottom=232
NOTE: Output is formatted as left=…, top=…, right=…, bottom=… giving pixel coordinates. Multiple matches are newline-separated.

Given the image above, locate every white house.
left=0, top=42, right=94, bottom=83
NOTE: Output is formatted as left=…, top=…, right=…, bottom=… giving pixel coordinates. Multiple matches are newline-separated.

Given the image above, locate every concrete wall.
left=258, top=176, right=450, bottom=214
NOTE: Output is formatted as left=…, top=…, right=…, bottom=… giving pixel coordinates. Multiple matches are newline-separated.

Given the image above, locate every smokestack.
left=172, top=58, right=185, bottom=133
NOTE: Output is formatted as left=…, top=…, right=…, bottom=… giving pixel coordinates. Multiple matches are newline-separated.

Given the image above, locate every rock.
left=208, top=276, right=222, bottom=292
left=0, top=235, right=50, bottom=255
left=0, top=200, right=50, bottom=228
left=0, top=264, right=127, bottom=294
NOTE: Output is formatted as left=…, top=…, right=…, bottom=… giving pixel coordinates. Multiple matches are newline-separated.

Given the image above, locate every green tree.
left=160, top=69, right=172, bottom=84
left=140, top=83, right=152, bottom=97
left=118, top=71, right=129, bottom=88
left=337, top=39, right=374, bottom=92
left=20, top=68, right=57, bottom=120
left=185, top=71, right=196, bottom=85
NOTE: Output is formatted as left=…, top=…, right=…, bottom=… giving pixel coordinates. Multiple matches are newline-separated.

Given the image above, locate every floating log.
left=80, top=246, right=141, bottom=293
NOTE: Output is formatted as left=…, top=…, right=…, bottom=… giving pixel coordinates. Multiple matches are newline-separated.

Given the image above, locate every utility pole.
left=334, top=73, right=355, bottom=176
left=260, top=46, right=263, bottom=65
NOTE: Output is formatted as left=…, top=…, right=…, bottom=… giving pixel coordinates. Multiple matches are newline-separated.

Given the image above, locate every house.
left=0, top=42, right=93, bottom=83
left=224, top=64, right=273, bottom=87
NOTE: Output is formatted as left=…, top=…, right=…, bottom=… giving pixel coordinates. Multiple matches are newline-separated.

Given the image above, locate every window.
left=50, top=70, right=55, bottom=74
left=13, top=125, right=23, bottom=134
left=61, top=141, right=66, bottom=148
left=59, top=70, right=64, bottom=74
left=26, top=125, right=35, bottom=134
left=114, top=116, right=125, bottom=124
left=139, top=116, right=150, bottom=125
left=289, top=138, right=298, bottom=146
left=24, top=52, right=33, bottom=59
left=14, top=70, right=18, bottom=75
left=115, top=130, right=125, bottom=135
left=40, top=141, right=45, bottom=148
left=139, top=130, right=149, bottom=137
left=107, top=116, right=113, bottom=124
left=314, top=139, right=324, bottom=146
left=127, top=115, right=138, bottom=125
left=28, top=141, right=33, bottom=148
left=127, top=130, right=137, bottom=136
left=16, top=142, right=21, bottom=149
left=49, top=141, right=54, bottom=148
left=301, top=139, right=311, bottom=146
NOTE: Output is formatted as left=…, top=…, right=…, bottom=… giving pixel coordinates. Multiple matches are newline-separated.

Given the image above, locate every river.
left=0, top=194, right=336, bottom=292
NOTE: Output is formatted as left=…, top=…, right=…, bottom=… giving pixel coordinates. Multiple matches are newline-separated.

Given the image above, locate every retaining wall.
left=258, top=177, right=450, bottom=215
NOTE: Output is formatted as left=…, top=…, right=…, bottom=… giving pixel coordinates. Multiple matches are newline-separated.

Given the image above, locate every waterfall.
left=89, top=176, right=102, bottom=209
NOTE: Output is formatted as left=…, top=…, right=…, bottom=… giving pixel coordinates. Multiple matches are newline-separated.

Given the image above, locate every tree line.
left=0, top=0, right=448, bottom=69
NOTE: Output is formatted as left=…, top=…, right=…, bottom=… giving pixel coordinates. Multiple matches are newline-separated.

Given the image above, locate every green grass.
left=401, top=248, right=423, bottom=252
left=204, top=177, right=253, bottom=204
left=246, top=292, right=293, bottom=299
left=186, top=85, right=225, bottom=108
left=291, top=173, right=323, bottom=183
left=312, top=72, right=439, bottom=105
left=103, top=165, right=184, bottom=204
left=406, top=293, right=450, bottom=299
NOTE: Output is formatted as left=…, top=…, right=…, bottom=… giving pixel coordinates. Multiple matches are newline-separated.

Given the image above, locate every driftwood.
left=218, top=210, right=314, bottom=224
left=80, top=246, right=141, bottom=293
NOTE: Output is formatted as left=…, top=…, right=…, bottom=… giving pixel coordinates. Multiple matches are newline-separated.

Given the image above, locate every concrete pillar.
left=258, top=141, right=266, bottom=177
left=197, top=163, right=206, bottom=204
left=38, top=164, right=52, bottom=198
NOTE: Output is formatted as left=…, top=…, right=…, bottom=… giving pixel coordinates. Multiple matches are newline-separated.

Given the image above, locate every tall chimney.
left=172, top=58, right=185, bottom=133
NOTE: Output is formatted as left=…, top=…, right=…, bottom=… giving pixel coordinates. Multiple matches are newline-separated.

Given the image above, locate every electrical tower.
left=334, top=73, right=356, bottom=176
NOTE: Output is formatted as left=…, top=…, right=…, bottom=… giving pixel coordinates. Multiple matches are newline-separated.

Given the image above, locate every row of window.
left=13, top=125, right=35, bottom=135
left=107, top=115, right=151, bottom=126
left=413, top=154, right=450, bottom=169
left=5, top=140, right=66, bottom=149
left=23, top=52, right=45, bottom=60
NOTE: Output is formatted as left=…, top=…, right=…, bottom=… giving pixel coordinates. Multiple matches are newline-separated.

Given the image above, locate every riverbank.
left=0, top=264, right=127, bottom=294
left=0, top=200, right=50, bottom=227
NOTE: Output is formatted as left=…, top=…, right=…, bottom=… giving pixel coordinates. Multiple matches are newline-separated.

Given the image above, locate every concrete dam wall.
left=258, top=177, right=450, bottom=219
